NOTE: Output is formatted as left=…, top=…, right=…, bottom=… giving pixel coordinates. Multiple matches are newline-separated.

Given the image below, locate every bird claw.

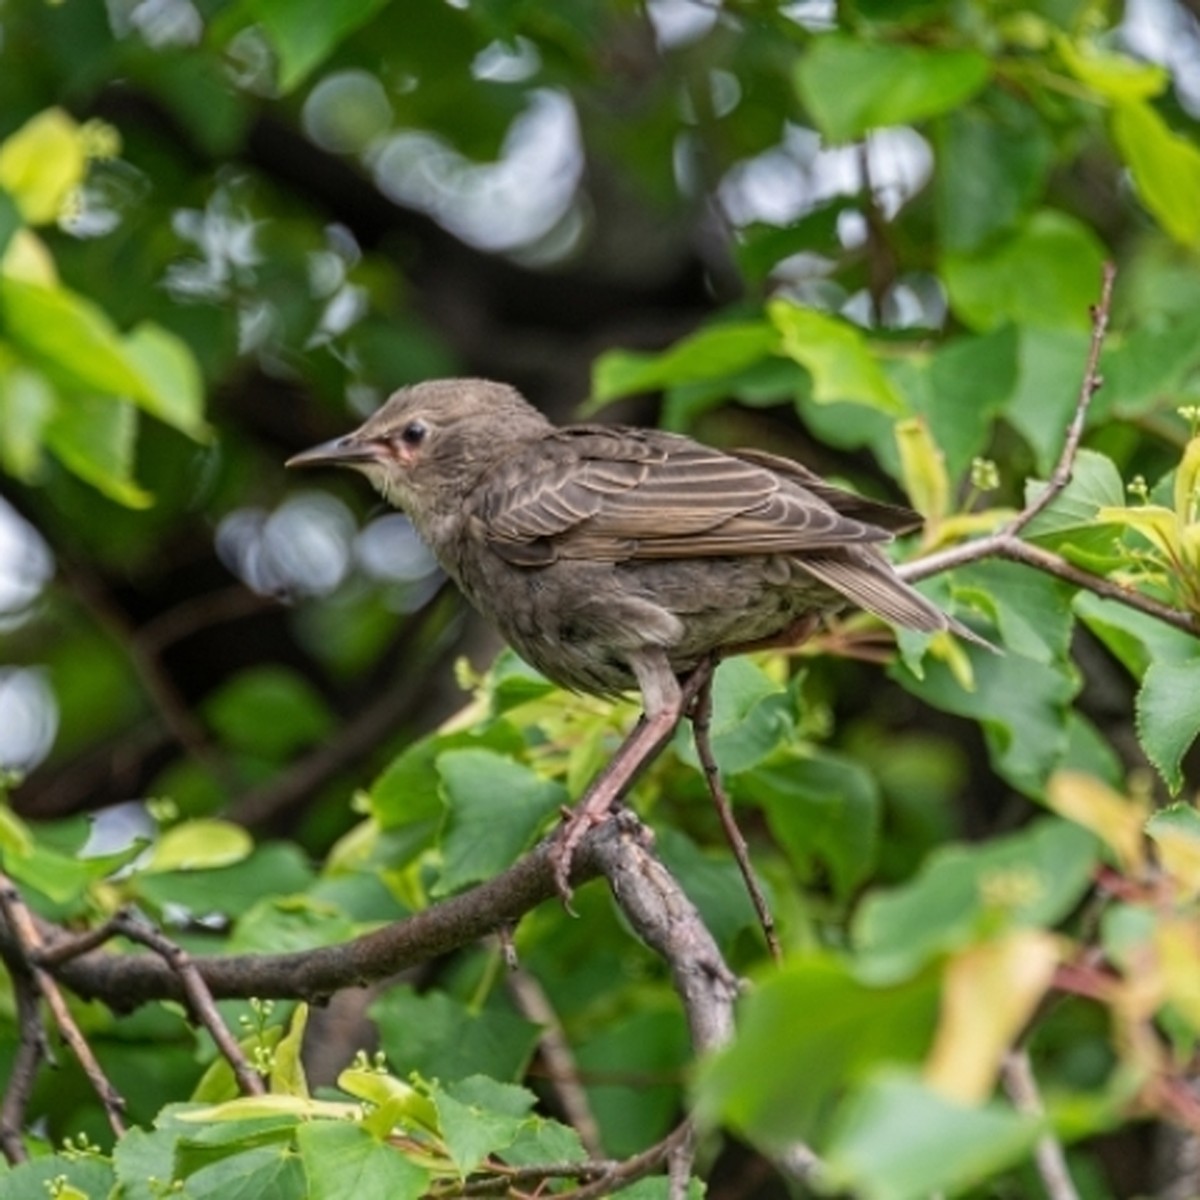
left=551, top=802, right=617, bottom=914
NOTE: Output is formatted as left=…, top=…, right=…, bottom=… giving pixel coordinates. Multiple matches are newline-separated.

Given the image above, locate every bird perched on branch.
left=288, top=378, right=984, bottom=893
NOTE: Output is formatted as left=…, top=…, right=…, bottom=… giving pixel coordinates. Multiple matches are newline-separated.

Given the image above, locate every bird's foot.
left=551, top=798, right=619, bottom=911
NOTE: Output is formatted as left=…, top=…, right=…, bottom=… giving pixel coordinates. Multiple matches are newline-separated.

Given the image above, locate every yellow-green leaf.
left=43, top=394, right=153, bottom=508
left=1175, top=438, right=1200, bottom=526
left=768, top=302, right=906, bottom=415
left=0, top=108, right=87, bottom=225
left=0, top=228, right=57, bottom=285
left=270, top=1003, right=310, bottom=1098
left=1147, top=805, right=1200, bottom=898
left=1111, top=100, right=1200, bottom=247
left=924, top=930, right=1060, bottom=1104
left=145, top=819, right=254, bottom=873
left=1046, top=771, right=1147, bottom=874
left=123, top=322, right=212, bottom=441
left=338, top=1068, right=441, bottom=1136
left=895, top=417, right=950, bottom=527
left=178, top=1094, right=358, bottom=1121
left=1056, top=36, right=1169, bottom=101
left=0, top=364, right=55, bottom=481
left=1095, top=504, right=1182, bottom=563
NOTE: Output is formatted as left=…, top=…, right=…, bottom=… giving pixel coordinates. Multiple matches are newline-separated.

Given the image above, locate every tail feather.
left=800, top=551, right=997, bottom=652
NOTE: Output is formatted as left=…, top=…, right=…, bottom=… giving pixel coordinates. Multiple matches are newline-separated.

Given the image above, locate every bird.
left=287, top=378, right=985, bottom=895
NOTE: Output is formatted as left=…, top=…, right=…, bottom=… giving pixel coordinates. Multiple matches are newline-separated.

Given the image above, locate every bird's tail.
left=800, top=551, right=997, bottom=652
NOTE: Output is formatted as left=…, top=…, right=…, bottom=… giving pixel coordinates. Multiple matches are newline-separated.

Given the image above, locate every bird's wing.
left=730, top=448, right=923, bottom=535
left=477, top=427, right=893, bottom=565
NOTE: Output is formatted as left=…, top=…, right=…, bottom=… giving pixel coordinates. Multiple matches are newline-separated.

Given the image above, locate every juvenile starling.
left=288, top=378, right=982, bottom=889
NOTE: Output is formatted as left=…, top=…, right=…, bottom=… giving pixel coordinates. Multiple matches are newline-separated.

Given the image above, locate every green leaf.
left=893, top=644, right=1077, bottom=796
left=1057, top=36, right=1169, bottom=101
left=133, top=842, right=315, bottom=916
left=0, top=186, right=21, bottom=261
left=370, top=721, right=522, bottom=842
left=370, top=987, right=540, bottom=1085
left=768, top=301, right=906, bottom=415
left=654, top=827, right=762, bottom=947
left=1, top=277, right=146, bottom=394
left=693, top=956, right=939, bottom=1148
left=434, top=1087, right=528, bottom=1177
left=228, top=896, right=356, bottom=955
left=113, top=1125, right=181, bottom=1200
left=123, top=322, right=212, bottom=441
left=795, top=37, right=990, bottom=142
left=434, top=749, right=565, bottom=894
left=1136, top=658, right=1200, bottom=793
left=0, top=363, right=54, bottom=481
left=674, top=656, right=790, bottom=776
left=0, top=279, right=207, bottom=441
left=1022, top=448, right=1127, bottom=547
left=923, top=325, right=1018, bottom=477
left=3, top=830, right=144, bottom=904
left=953, top=560, right=1075, bottom=665
left=297, top=1121, right=429, bottom=1200
left=576, top=1006, right=690, bottom=1156
left=145, top=819, right=253, bottom=873
left=588, top=321, right=779, bottom=407
left=179, top=1143, right=307, bottom=1199
left=736, top=751, right=880, bottom=899
left=852, top=818, right=1097, bottom=983
left=203, top=667, right=335, bottom=762
left=822, top=1073, right=1041, bottom=1200
left=935, top=91, right=1054, bottom=253
left=248, top=0, right=391, bottom=91
left=502, top=1115, right=587, bottom=1167
left=942, top=210, right=1107, bottom=332
left=1111, top=100, right=1200, bottom=247
left=43, top=394, right=153, bottom=508
left=0, top=1153, right=115, bottom=1199
left=1075, top=591, right=1200, bottom=680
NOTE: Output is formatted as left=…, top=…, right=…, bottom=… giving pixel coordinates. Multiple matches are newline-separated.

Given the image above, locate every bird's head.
left=286, top=378, right=550, bottom=514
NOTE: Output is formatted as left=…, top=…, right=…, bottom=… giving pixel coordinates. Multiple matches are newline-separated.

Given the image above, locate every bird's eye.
left=399, top=420, right=427, bottom=447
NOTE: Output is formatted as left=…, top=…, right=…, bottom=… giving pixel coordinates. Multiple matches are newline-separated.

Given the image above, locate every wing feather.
left=477, top=426, right=894, bottom=564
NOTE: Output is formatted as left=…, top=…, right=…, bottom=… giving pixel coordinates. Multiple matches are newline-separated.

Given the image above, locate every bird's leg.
left=688, top=672, right=781, bottom=962
left=551, top=651, right=712, bottom=904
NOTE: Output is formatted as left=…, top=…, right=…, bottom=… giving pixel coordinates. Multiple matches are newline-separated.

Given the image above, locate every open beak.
left=286, top=435, right=382, bottom=470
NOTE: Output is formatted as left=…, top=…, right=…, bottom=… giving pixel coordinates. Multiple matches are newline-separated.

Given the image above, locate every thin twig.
left=0, top=968, right=46, bottom=1165
left=109, top=912, right=265, bottom=1097
left=0, top=873, right=127, bottom=1136
left=1005, top=261, right=1116, bottom=538
left=506, top=964, right=605, bottom=1158
left=897, top=262, right=1197, bottom=641
left=138, top=586, right=275, bottom=656
left=1002, top=1049, right=1080, bottom=1200
left=554, top=1119, right=695, bottom=1200
left=37, top=914, right=126, bottom=967
left=690, top=673, right=781, bottom=962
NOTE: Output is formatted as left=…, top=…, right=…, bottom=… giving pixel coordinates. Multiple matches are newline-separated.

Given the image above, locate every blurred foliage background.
left=5, top=0, right=1200, bottom=1196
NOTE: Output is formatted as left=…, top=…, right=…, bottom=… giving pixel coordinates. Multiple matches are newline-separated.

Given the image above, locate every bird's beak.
left=286, top=435, right=383, bottom=470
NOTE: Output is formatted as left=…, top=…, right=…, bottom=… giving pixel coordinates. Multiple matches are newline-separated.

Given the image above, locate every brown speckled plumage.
left=288, top=378, right=980, bottom=710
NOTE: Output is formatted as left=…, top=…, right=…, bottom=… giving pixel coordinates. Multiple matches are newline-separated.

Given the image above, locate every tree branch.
left=0, top=873, right=126, bottom=1138
left=1002, top=1049, right=1080, bottom=1200
left=506, top=963, right=606, bottom=1159
left=0, top=969, right=45, bottom=1165
left=108, top=912, right=265, bottom=1098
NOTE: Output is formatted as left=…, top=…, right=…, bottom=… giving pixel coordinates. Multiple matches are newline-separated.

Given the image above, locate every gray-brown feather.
left=337, top=379, right=983, bottom=698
